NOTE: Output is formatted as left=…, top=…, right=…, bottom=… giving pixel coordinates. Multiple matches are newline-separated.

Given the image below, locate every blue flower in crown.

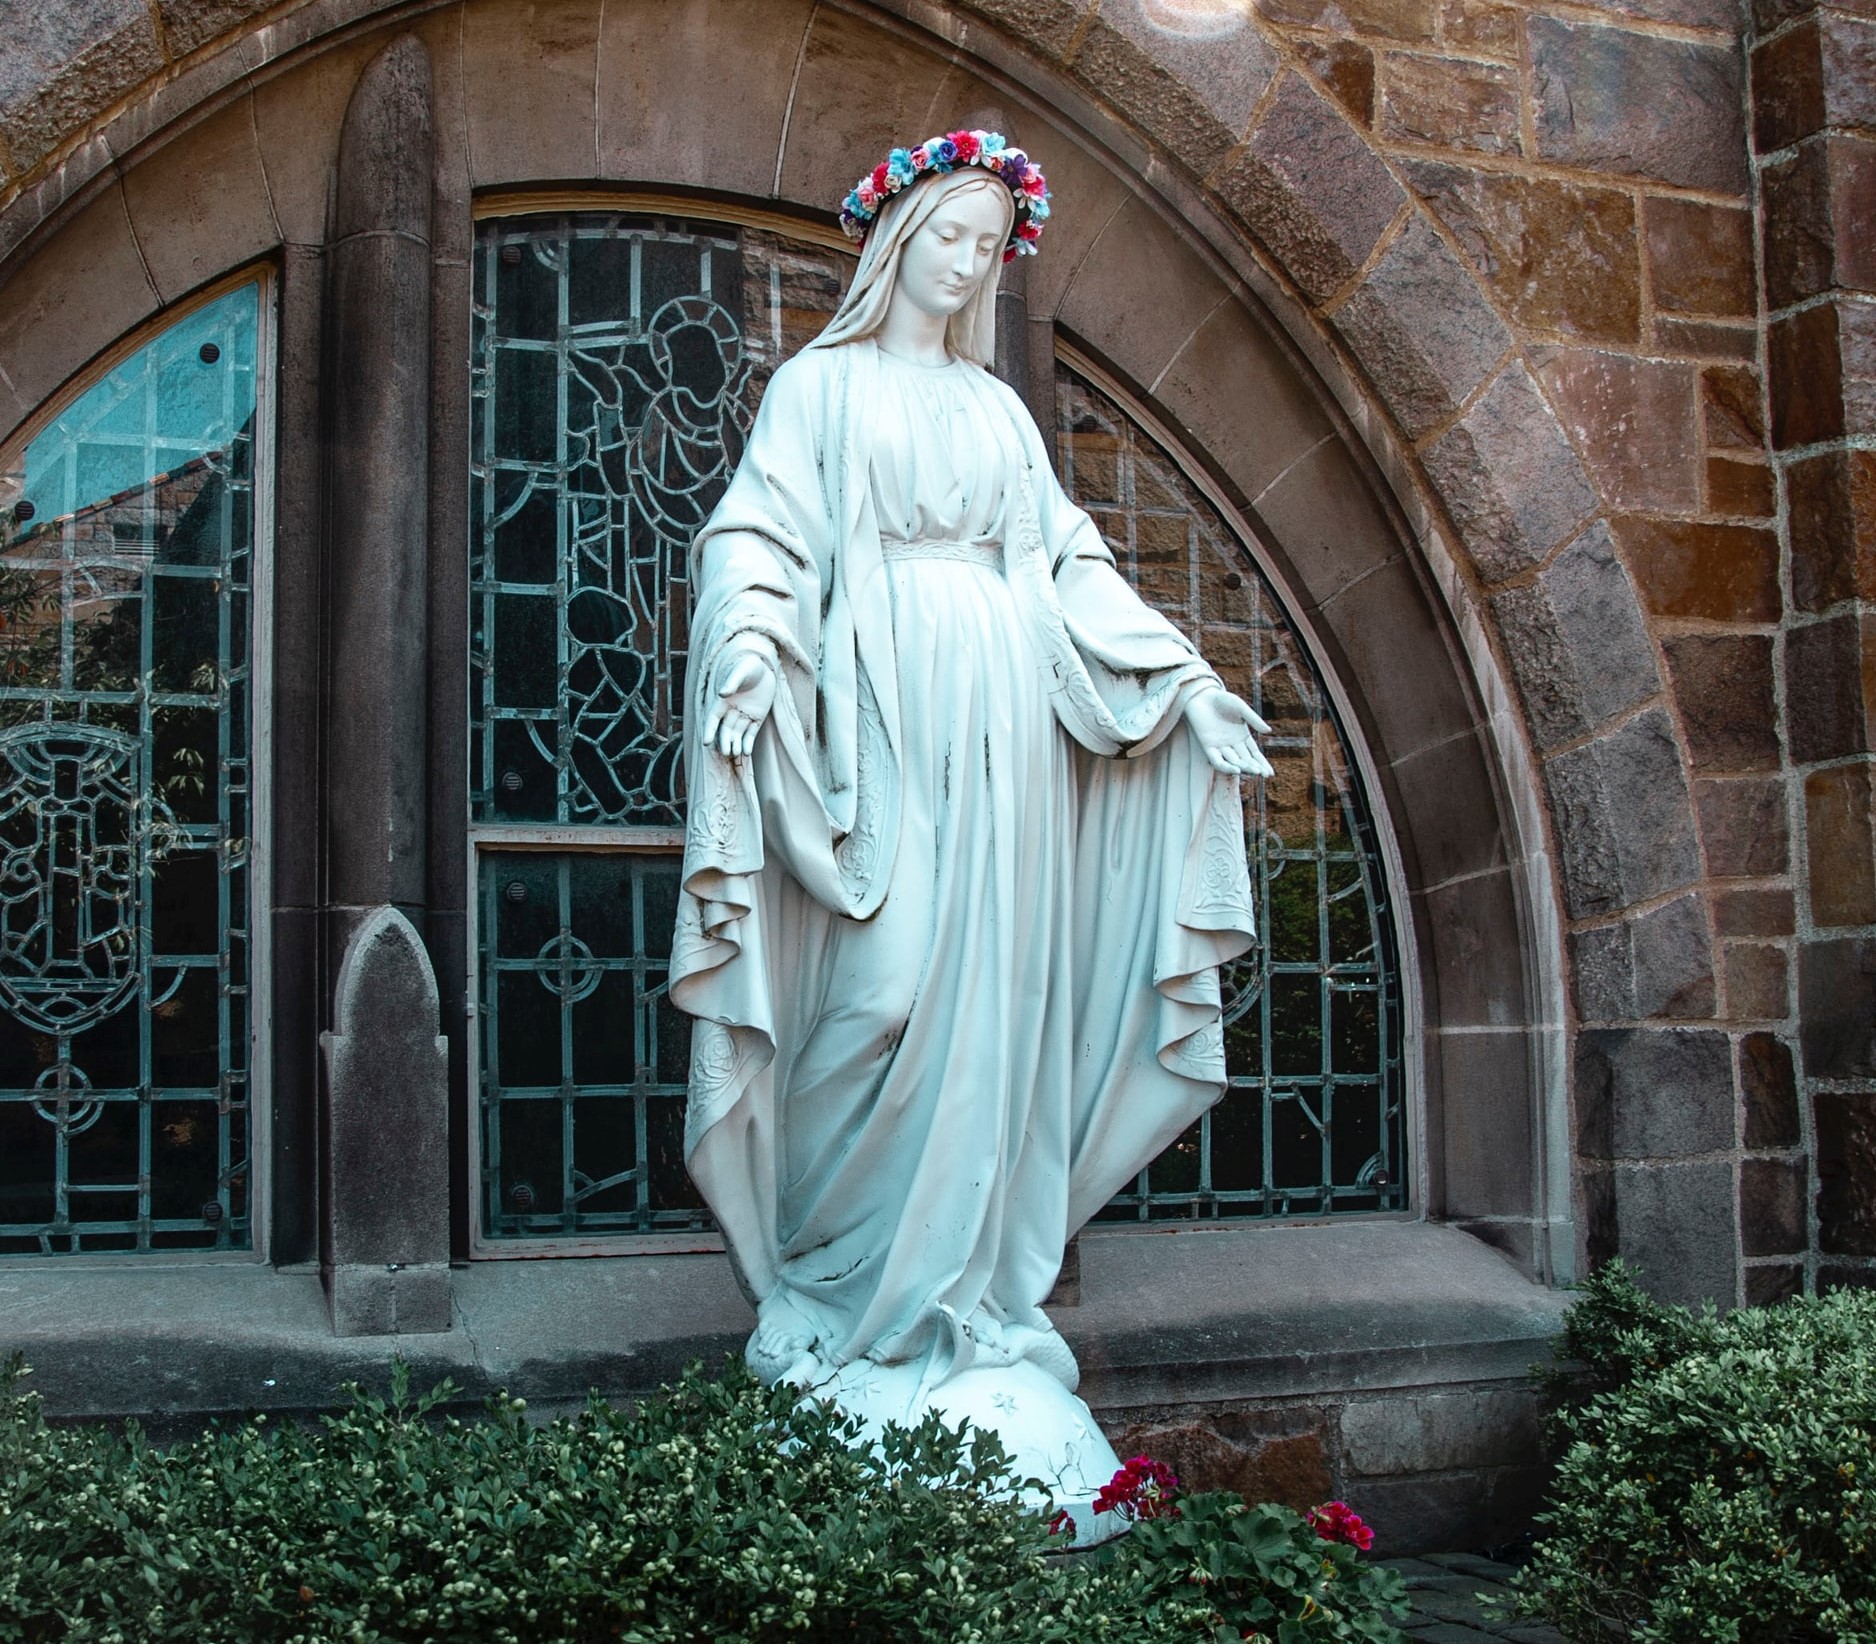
left=837, top=128, right=1052, bottom=263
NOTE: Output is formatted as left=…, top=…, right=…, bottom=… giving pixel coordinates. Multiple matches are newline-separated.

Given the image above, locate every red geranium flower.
left=871, top=162, right=891, bottom=193
left=951, top=129, right=981, bottom=161
left=1092, top=1454, right=1182, bottom=1522
left=1307, top=1500, right=1375, bottom=1551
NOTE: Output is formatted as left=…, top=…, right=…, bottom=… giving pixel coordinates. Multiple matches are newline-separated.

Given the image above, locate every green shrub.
left=1511, top=1262, right=1876, bottom=1643
left=0, top=1355, right=1408, bottom=1644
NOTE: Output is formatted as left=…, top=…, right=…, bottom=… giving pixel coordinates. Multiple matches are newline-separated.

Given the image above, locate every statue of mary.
left=670, top=132, right=1269, bottom=1509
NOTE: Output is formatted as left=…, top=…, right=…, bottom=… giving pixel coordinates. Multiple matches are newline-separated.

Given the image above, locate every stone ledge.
left=0, top=1221, right=1568, bottom=1431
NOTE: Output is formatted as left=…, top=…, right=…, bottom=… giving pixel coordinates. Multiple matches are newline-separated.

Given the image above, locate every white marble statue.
left=670, top=134, right=1267, bottom=1511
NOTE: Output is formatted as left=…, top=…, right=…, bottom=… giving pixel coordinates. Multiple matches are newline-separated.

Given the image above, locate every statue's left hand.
left=1184, top=686, right=1275, bottom=779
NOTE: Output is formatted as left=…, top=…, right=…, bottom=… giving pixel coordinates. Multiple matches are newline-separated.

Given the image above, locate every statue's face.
left=894, top=184, right=1007, bottom=319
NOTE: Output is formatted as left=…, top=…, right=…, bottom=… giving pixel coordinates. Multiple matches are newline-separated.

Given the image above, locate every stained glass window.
left=469, top=215, right=843, bottom=1239
left=0, top=282, right=260, bottom=1256
left=469, top=211, right=1404, bottom=1244
left=1058, top=366, right=1406, bottom=1219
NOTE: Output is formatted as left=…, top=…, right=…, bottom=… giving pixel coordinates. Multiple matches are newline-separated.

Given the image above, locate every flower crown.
left=839, top=130, right=1051, bottom=263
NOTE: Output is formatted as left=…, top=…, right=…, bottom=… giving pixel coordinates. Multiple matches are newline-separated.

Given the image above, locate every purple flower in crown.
left=836, top=127, right=1052, bottom=261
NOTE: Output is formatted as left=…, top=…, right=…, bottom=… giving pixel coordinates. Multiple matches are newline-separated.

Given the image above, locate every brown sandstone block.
left=1645, top=197, right=1754, bottom=318
left=1757, top=12, right=1876, bottom=153
left=1741, top=1156, right=1807, bottom=1254
left=1805, top=760, right=1876, bottom=926
left=1540, top=708, right=1701, bottom=918
left=1408, top=160, right=1641, bottom=343
left=1072, top=9, right=1276, bottom=174
left=1714, top=884, right=1797, bottom=937
left=1769, top=303, right=1844, bottom=448
left=1747, top=1264, right=1804, bottom=1304
left=1490, top=520, right=1659, bottom=751
left=1754, top=17, right=1827, bottom=155
left=1708, top=456, right=1775, bottom=518
left=1664, top=633, right=1782, bottom=772
left=1702, top=363, right=1768, bottom=451
left=1845, top=302, right=1876, bottom=431
left=1256, top=0, right=1438, bottom=41
left=1741, top=1031, right=1802, bottom=1148
left=1378, top=52, right=1520, bottom=155
left=1762, top=135, right=1876, bottom=307
left=1571, top=896, right=1717, bottom=1021
left=1615, top=516, right=1781, bottom=623
left=949, top=0, right=1096, bottom=56
left=1725, top=942, right=1790, bottom=1023
left=1441, top=0, right=1519, bottom=57
left=1297, top=38, right=1375, bottom=124
left=1697, top=774, right=1789, bottom=876
left=1531, top=17, right=1748, bottom=193
left=1789, top=448, right=1876, bottom=609
left=1658, top=319, right=1758, bottom=360
left=1217, top=73, right=1407, bottom=303
left=1785, top=611, right=1876, bottom=762
left=1540, top=350, right=1700, bottom=513
left=1817, top=1088, right=1876, bottom=1253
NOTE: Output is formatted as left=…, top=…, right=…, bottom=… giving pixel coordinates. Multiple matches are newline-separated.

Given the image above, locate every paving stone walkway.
left=1381, top=1553, right=1567, bottom=1644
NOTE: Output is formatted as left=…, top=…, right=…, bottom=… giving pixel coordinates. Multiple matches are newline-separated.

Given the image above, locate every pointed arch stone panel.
left=0, top=0, right=1732, bottom=1288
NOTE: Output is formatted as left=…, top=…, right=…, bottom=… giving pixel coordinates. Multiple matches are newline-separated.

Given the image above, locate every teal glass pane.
left=478, top=851, right=697, bottom=1238
left=1058, top=366, right=1407, bottom=1222
left=0, top=282, right=259, bottom=1255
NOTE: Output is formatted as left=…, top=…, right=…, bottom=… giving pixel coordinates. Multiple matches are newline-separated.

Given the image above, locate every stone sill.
left=1, top=1220, right=1568, bottom=1430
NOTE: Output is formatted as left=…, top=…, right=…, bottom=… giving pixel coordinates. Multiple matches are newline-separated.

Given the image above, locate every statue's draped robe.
left=672, top=341, right=1255, bottom=1382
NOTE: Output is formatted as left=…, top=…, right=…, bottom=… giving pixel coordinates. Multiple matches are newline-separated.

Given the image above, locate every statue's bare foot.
left=746, top=1295, right=819, bottom=1384
left=1005, top=1317, right=1080, bottom=1392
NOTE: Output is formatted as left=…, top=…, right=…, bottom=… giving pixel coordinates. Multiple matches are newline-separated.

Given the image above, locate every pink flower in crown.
left=1021, top=169, right=1047, bottom=199
left=856, top=181, right=879, bottom=210
left=1307, top=1500, right=1375, bottom=1551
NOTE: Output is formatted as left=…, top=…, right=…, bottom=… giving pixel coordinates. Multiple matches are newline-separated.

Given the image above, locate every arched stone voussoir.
left=1326, top=214, right=1512, bottom=445
left=1061, top=0, right=1280, bottom=180
left=1213, top=71, right=1406, bottom=309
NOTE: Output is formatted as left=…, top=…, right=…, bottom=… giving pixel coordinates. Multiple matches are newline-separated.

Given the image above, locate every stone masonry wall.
left=1754, top=0, right=1876, bottom=1294
left=0, top=0, right=1859, bottom=1301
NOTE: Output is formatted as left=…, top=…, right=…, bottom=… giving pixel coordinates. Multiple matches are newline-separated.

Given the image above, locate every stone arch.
left=0, top=0, right=1720, bottom=1283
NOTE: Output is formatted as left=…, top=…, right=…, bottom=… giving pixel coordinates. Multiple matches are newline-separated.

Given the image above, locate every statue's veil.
left=807, top=168, right=1015, bottom=367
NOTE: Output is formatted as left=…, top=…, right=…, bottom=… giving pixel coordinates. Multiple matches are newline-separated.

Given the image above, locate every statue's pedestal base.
left=802, top=1355, right=1132, bottom=1547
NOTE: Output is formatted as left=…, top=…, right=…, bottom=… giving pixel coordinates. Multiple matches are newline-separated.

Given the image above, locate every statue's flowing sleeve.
left=994, top=375, right=1261, bottom=1225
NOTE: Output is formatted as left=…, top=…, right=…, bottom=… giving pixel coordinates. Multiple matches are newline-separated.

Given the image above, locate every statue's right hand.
left=702, top=640, right=777, bottom=759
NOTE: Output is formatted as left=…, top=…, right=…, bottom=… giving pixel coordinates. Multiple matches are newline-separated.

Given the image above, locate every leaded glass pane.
left=470, top=217, right=850, bottom=1240
left=0, top=283, right=259, bottom=1255
left=1058, top=366, right=1407, bottom=1220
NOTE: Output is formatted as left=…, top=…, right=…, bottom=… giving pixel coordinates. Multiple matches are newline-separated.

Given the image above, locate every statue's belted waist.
left=880, top=536, right=1003, bottom=568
